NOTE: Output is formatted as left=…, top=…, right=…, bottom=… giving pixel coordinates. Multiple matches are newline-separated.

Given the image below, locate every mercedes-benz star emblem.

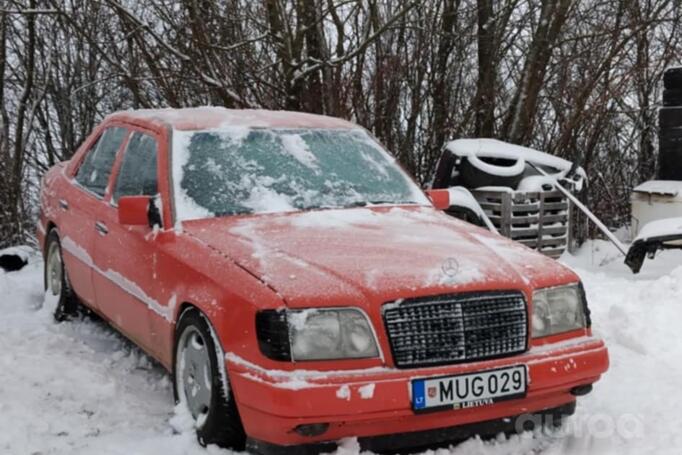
left=441, top=257, right=460, bottom=277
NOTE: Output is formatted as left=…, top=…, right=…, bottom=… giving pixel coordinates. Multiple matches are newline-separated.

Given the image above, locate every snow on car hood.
left=181, top=206, right=578, bottom=308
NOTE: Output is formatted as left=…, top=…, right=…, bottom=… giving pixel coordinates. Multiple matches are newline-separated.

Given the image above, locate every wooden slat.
left=509, top=227, right=563, bottom=238
left=536, top=214, right=568, bottom=224
left=517, top=237, right=568, bottom=249
left=501, top=192, right=512, bottom=237
left=492, top=214, right=567, bottom=224
left=510, top=225, right=567, bottom=237
left=566, top=198, right=574, bottom=254
left=507, top=202, right=542, bottom=211
left=539, top=202, right=568, bottom=211
left=538, top=192, right=545, bottom=245
left=478, top=202, right=503, bottom=211
left=509, top=203, right=568, bottom=213
left=510, top=191, right=564, bottom=203
left=473, top=190, right=512, bottom=199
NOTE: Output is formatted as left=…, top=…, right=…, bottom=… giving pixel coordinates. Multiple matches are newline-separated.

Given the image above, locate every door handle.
left=95, top=221, right=109, bottom=236
left=59, top=199, right=69, bottom=210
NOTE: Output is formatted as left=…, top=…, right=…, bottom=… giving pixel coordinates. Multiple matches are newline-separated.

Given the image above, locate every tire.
left=173, top=309, right=246, bottom=449
left=658, top=127, right=682, bottom=180
left=458, top=155, right=525, bottom=189
left=660, top=141, right=682, bottom=155
left=659, top=107, right=682, bottom=129
left=663, top=88, right=682, bottom=107
left=659, top=126, right=682, bottom=141
left=44, top=229, right=81, bottom=321
left=664, top=67, right=682, bottom=90
left=659, top=150, right=682, bottom=180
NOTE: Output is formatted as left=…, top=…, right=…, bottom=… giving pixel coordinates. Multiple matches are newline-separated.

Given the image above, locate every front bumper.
left=228, top=336, right=608, bottom=449
left=249, top=401, right=576, bottom=455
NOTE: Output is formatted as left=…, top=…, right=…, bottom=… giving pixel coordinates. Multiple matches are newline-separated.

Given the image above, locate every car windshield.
left=172, top=127, right=428, bottom=220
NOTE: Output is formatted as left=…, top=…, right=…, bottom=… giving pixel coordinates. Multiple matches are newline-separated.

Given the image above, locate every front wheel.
left=173, top=309, right=246, bottom=449
left=44, top=229, right=80, bottom=321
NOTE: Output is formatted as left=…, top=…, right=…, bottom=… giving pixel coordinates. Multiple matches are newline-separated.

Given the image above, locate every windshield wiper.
left=346, top=200, right=419, bottom=208
left=215, top=209, right=253, bottom=217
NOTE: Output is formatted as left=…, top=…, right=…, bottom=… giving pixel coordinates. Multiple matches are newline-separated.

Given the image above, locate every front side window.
left=172, top=128, right=428, bottom=221
left=113, top=132, right=158, bottom=203
left=75, top=127, right=128, bottom=197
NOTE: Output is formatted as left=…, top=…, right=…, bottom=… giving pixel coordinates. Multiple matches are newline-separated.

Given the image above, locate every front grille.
left=383, top=292, right=528, bottom=368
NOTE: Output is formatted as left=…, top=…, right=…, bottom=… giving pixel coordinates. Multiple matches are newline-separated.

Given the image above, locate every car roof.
left=105, top=107, right=358, bottom=131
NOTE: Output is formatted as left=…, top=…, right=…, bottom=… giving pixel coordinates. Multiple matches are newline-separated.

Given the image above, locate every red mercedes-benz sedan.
left=38, top=107, right=608, bottom=453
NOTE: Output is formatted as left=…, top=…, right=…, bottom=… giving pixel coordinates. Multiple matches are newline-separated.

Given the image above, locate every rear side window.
left=113, top=132, right=158, bottom=203
left=75, top=127, right=128, bottom=197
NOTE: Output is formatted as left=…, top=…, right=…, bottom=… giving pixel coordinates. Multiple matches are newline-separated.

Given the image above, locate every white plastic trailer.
left=631, top=181, right=682, bottom=235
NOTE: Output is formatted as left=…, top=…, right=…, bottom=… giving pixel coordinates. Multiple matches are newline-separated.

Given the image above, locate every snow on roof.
left=106, top=107, right=357, bottom=131
left=445, top=138, right=585, bottom=178
left=634, top=216, right=682, bottom=242
left=633, top=180, right=682, bottom=196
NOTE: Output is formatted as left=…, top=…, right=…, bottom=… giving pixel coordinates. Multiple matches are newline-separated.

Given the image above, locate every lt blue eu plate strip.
left=412, top=379, right=426, bottom=410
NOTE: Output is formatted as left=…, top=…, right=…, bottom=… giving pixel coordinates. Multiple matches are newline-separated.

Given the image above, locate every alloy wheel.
left=176, top=326, right=213, bottom=425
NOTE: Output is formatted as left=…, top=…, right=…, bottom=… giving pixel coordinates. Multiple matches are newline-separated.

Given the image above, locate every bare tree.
left=1, top=0, right=681, bottom=247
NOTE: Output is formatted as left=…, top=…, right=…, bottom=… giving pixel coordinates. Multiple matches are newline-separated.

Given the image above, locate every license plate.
left=411, top=365, right=527, bottom=412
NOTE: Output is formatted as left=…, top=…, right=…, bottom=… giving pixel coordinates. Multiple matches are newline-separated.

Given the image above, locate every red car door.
left=60, top=126, right=129, bottom=309
left=91, top=128, right=162, bottom=353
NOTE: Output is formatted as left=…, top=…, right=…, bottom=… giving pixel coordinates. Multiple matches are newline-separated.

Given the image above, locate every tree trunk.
left=9, top=0, right=37, bottom=243
left=298, top=0, right=327, bottom=113
left=502, top=0, right=572, bottom=145
left=474, top=0, right=495, bottom=137
left=429, top=0, right=458, bottom=149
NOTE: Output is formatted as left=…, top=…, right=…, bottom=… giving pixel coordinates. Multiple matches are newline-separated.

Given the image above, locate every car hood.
left=181, top=206, right=578, bottom=309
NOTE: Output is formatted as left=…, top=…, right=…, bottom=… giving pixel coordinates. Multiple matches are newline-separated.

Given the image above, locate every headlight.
left=289, top=309, right=379, bottom=361
left=532, top=284, right=587, bottom=338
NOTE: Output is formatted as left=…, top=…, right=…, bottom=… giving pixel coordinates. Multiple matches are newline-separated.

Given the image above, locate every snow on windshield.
left=172, top=128, right=428, bottom=221
left=280, top=134, right=319, bottom=170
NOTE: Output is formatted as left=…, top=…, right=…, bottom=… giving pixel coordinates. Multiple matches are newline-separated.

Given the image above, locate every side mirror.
left=118, top=195, right=162, bottom=228
left=426, top=189, right=451, bottom=211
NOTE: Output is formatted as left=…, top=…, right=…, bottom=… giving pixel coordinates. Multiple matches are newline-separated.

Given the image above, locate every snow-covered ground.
left=1, top=241, right=681, bottom=454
